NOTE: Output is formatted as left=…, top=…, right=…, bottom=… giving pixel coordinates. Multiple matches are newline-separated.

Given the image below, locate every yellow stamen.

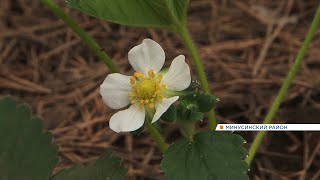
left=158, top=74, right=163, bottom=81
left=139, top=103, right=144, bottom=110
left=130, top=76, right=136, bottom=85
left=134, top=72, right=144, bottom=78
left=158, top=95, right=163, bottom=102
left=133, top=87, right=138, bottom=93
left=140, top=99, right=144, bottom=104
left=148, top=70, right=155, bottom=78
left=149, top=103, right=155, bottom=109
left=128, top=92, right=135, bottom=97
left=131, top=99, right=136, bottom=104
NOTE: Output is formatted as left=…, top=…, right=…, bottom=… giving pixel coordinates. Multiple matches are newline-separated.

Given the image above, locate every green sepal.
left=161, top=79, right=218, bottom=123
left=161, top=105, right=177, bottom=122
left=176, top=101, right=204, bottom=122
left=185, top=79, right=200, bottom=91
left=186, top=110, right=204, bottom=122
left=197, top=93, right=218, bottom=112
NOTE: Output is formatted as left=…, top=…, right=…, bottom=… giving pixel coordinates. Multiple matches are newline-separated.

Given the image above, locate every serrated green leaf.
left=161, top=131, right=249, bottom=180
left=0, top=96, right=58, bottom=180
left=52, top=150, right=127, bottom=180
left=66, top=0, right=189, bottom=31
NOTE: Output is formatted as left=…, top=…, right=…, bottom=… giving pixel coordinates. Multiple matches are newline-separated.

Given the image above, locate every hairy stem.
left=41, top=0, right=119, bottom=73
left=246, top=5, right=320, bottom=165
left=145, top=110, right=168, bottom=153
left=178, top=27, right=217, bottom=129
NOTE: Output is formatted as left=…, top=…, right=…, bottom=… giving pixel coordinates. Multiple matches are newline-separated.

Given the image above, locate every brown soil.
left=1, top=0, right=320, bottom=179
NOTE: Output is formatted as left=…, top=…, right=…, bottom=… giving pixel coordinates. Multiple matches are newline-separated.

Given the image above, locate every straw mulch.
left=0, top=0, right=319, bottom=179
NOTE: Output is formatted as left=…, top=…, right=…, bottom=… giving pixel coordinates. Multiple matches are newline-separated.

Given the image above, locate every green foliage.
left=66, top=0, right=189, bottom=31
left=197, top=93, right=218, bottom=113
left=52, top=150, right=127, bottom=180
left=161, top=131, right=249, bottom=180
left=161, top=85, right=218, bottom=122
left=0, top=96, right=58, bottom=180
left=166, top=0, right=189, bottom=25
left=176, top=100, right=204, bottom=122
left=161, top=105, right=177, bottom=122
left=0, top=96, right=127, bottom=180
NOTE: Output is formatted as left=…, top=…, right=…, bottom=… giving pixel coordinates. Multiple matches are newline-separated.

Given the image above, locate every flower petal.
left=109, top=104, right=145, bottom=133
left=162, top=55, right=191, bottom=91
left=152, top=96, right=179, bottom=123
left=100, top=73, right=131, bottom=109
left=128, top=39, right=165, bottom=75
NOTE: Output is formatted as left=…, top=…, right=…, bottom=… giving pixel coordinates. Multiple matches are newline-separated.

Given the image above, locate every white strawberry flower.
left=100, top=39, right=191, bottom=133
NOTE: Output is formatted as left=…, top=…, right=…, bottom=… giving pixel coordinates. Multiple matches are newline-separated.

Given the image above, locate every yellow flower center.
left=128, top=70, right=166, bottom=109
left=136, top=80, right=157, bottom=99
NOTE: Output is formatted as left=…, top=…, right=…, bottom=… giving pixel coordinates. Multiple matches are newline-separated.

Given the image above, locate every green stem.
left=178, top=27, right=217, bottom=129
left=207, top=111, right=217, bottom=130
left=41, top=0, right=119, bottom=73
left=180, top=122, right=195, bottom=141
left=145, top=113, right=168, bottom=153
left=246, top=4, right=320, bottom=165
left=179, top=28, right=210, bottom=92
